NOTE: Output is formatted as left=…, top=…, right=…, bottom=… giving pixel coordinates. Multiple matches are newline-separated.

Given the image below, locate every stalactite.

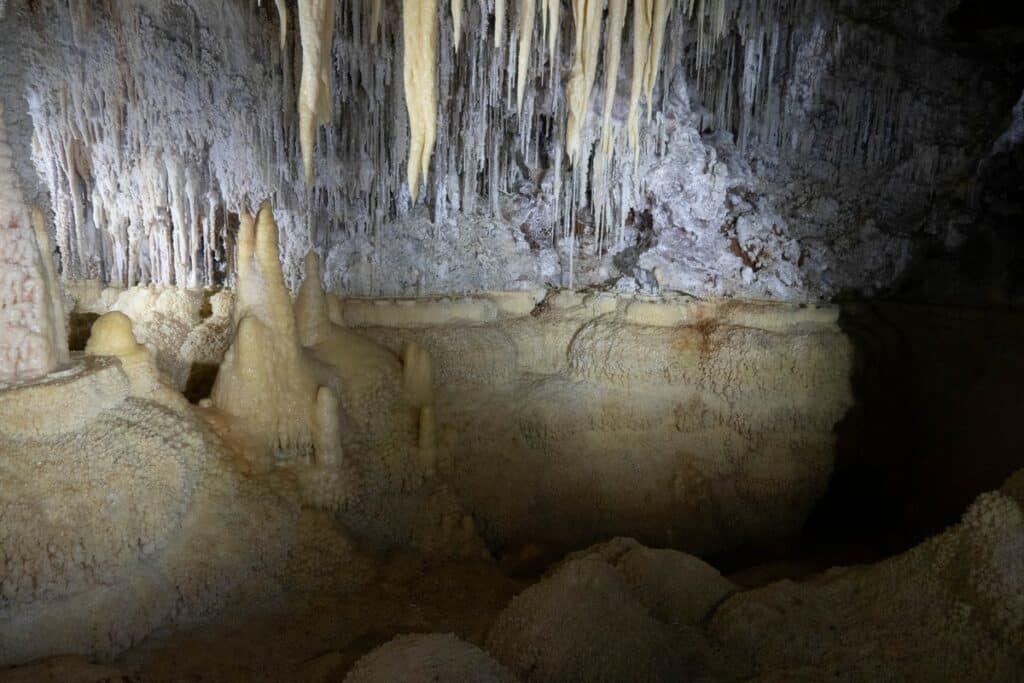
left=495, top=0, right=507, bottom=48
left=451, top=0, right=463, bottom=52
left=627, top=0, right=652, bottom=162
left=298, top=0, right=337, bottom=184
left=402, top=0, right=439, bottom=203
left=599, top=0, right=627, bottom=156
left=565, top=0, right=603, bottom=167
left=516, top=0, right=536, bottom=115
left=21, top=0, right=924, bottom=299
left=545, top=0, right=559, bottom=65
left=642, top=0, right=670, bottom=124
left=370, top=0, right=382, bottom=46
left=274, top=0, right=287, bottom=52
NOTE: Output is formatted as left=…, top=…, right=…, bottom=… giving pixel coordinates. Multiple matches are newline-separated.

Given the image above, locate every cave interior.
left=0, top=0, right=1023, bottom=680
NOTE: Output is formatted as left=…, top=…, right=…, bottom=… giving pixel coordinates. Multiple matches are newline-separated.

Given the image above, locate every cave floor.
left=0, top=555, right=521, bottom=682
left=0, top=539, right=896, bottom=682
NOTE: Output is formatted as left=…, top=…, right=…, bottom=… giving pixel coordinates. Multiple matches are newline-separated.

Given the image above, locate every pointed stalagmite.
left=213, top=201, right=319, bottom=459
left=296, top=250, right=331, bottom=348
left=402, top=340, right=434, bottom=409
left=234, top=210, right=256, bottom=325
left=298, top=0, right=337, bottom=184
left=30, top=207, right=69, bottom=368
left=254, top=201, right=297, bottom=341
left=403, top=0, right=439, bottom=202
left=315, top=385, right=344, bottom=467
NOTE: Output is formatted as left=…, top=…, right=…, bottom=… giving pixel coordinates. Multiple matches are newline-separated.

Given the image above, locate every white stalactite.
left=298, top=0, right=337, bottom=184
left=403, top=0, right=439, bottom=203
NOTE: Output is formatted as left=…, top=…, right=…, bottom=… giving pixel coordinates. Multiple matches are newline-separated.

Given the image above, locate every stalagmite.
left=516, top=0, right=536, bottom=115
left=85, top=311, right=145, bottom=359
left=642, top=0, right=670, bottom=124
left=599, top=0, right=627, bottom=155
left=402, top=340, right=437, bottom=473
left=627, top=0, right=652, bottom=160
left=451, top=0, right=463, bottom=52
left=0, top=102, right=67, bottom=383
left=212, top=202, right=319, bottom=458
left=31, top=207, right=69, bottom=369
left=400, top=341, right=436, bottom=469
left=402, top=0, right=439, bottom=202
left=254, top=202, right=298, bottom=341
left=402, top=340, right=434, bottom=409
left=298, top=0, right=337, bottom=184
left=314, top=385, right=344, bottom=467
left=565, top=0, right=604, bottom=167
left=296, top=250, right=331, bottom=347
left=495, top=0, right=507, bottom=47
left=83, top=311, right=182, bottom=401
left=234, top=210, right=256, bottom=325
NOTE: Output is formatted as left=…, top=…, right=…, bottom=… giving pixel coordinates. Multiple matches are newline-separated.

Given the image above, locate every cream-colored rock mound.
left=486, top=538, right=741, bottom=682
left=67, top=282, right=234, bottom=392
left=344, top=633, right=517, bottom=683
left=710, top=490, right=1024, bottom=681
left=0, top=343, right=369, bottom=665
left=351, top=292, right=853, bottom=555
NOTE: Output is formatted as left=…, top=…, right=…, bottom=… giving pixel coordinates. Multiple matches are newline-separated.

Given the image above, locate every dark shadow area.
left=822, top=302, right=1024, bottom=545
left=715, top=102, right=1024, bottom=582
left=67, top=312, right=99, bottom=351
left=709, top=299, right=1024, bottom=586
left=184, top=362, right=219, bottom=404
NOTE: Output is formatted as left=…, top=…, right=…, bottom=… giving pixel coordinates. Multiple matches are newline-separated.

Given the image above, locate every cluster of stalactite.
left=15, top=0, right=925, bottom=288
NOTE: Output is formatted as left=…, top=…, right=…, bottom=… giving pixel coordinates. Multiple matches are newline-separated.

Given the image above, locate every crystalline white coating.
left=5, top=0, right=947, bottom=300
